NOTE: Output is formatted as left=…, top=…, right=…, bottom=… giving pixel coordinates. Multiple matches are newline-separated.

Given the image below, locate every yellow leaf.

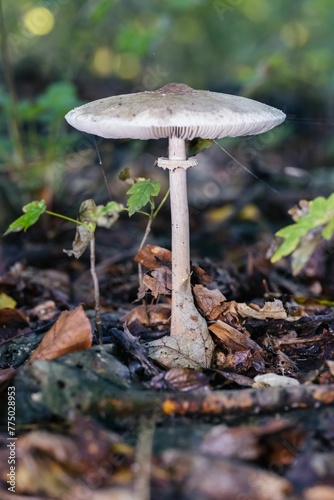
left=0, top=293, right=17, bottom=309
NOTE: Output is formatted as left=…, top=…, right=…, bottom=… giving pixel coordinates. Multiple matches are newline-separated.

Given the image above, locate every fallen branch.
left=96, top=384, right=334, bottom=419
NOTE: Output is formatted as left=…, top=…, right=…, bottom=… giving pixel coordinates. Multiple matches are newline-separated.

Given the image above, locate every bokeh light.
left=280, top=22, right=309, bottom=48
left=116, top=53, right=141, bottom=80
left=92, top=47, right=141, bottom=80
left=92, top=47, right=119, bottom=77
left=240, top=0, right=269, bottom=22
left=23, top=7, right=55, bottom=36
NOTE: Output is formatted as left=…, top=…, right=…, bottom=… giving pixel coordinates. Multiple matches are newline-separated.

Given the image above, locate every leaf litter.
left=1, top=242, right=334, bottom=499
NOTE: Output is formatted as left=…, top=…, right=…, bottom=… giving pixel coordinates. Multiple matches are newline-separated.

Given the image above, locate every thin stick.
left=133, top=415, right=156, bottom=500
left=90, top=235, right=103, bottom=345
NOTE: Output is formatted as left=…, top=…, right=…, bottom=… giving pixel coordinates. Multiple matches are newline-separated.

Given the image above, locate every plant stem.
left=90, top=235, right=103, bottom=345
left=153, top=187, right=170, bottom=220
left=45, top=210, right=92, bottom=230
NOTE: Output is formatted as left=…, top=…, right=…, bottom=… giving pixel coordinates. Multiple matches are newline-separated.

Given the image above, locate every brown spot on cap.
left=158, top=83, right=194, bottom=95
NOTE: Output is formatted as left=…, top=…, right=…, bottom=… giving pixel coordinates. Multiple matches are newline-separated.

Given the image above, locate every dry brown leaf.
left=29, top=305, right=92, bottom=362
left=142, top=267, right=172, bottom=298
left=237, top=299, right=288, bottom=320
left=134, top=244, right=172, bottom=269
left=191, top=264, right=214, bottom=285
left=164, top=367, right=210, bottom=391
left=0, top=308, right=29, bottom=327
left=218, top=349, right=264, bottom=373
left=214, top=299, right=243, bottom=326
left=210, top=320, right=265, bottom=372
left=193, top=284, right=226, bottom=320
left=121, top=304, right=171, bottom=326
left=209, top=320, right=262, bottom=352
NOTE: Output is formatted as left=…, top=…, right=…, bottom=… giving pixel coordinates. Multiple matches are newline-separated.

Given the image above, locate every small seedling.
left=5, top=199, right=123, bottom=344
left=4, top=177, right=166, bottom=343
left=270, top=194, right=334, bottom=275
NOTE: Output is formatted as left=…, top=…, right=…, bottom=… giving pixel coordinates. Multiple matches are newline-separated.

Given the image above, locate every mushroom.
left=65, top=83, right=285, bottom=369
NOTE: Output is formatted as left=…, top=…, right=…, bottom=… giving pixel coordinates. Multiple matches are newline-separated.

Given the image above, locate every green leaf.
left=186, top=138, right=213, bottom=157
left=290, top=232, right=322, bottom=276
left=322, top=217, right=334, bottom=240
left=271, top=194, right=334, bottom=273
left=127, top=179, right=161, bottom=216
left=4, top=200, right=47, bottom=235
left=271, top=233, right=301, bottom=263
left=93, top=201, right=124, bottom=228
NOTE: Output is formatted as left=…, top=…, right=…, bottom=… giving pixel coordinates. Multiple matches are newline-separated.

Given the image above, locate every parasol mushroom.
left=65, top=83, right=285, bottom=369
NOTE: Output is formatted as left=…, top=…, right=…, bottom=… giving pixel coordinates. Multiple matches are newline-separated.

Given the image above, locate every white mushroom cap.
left=65, top=83, right=285, bottom=141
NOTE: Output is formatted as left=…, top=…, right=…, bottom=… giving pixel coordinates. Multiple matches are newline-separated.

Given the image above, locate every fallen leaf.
left=193, top=284, right=226, bottom=320
left=120, top=304, right=171, bottom=326
left=253, top=373, right=300, bottom=388
left=209, top=320, right=262, bottom=353
left=219, top=349, right=265, bottom=373
left=191, top=265, right=214, bottom=285
left=237, top=299, right=288, bottom=320
left=209, top=320, right=265, bottom=372
left=29, top=305, right=92, bottom=362
left=0, top=293, right=16, bottom=309
left=141, top=267, right=172, bottom=298
left=151, top=367, right=210, bottom=392
left=0, top=308, right=29, bottom=327
left=134, top=244, right=172, bottom=269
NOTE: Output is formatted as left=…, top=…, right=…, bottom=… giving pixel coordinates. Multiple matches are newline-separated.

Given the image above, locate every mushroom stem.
left=147, top=141, right=215, bottom=367
left=168, top=137, right=191, bottom=315
left=167, top=138, right=214, bottom=360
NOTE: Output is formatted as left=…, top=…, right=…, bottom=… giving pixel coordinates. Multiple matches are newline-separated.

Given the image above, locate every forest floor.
left=1, top=147, right=334, bottom=500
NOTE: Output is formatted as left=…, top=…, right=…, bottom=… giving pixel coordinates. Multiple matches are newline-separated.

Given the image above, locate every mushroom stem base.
left=147, top=275, right=215, bottom=369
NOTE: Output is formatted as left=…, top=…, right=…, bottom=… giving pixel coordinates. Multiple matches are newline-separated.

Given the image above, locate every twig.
left=96, top=384, right=334, bottom=418
left=90, top=235, right=103, bottom=345
left=133, top=415, right=156, bottom=500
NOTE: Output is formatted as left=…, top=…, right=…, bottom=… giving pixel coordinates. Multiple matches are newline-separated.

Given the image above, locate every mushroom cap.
left=65, top=83, right=285, bottom=141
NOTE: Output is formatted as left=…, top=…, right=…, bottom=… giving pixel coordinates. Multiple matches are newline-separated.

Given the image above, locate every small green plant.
left=4, top=176, right=168, bottom=342
left=270, top=194, right=334, bottom=275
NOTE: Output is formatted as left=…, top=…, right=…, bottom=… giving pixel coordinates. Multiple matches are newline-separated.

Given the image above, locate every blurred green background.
left=1, top=0, right=334, bottom=252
